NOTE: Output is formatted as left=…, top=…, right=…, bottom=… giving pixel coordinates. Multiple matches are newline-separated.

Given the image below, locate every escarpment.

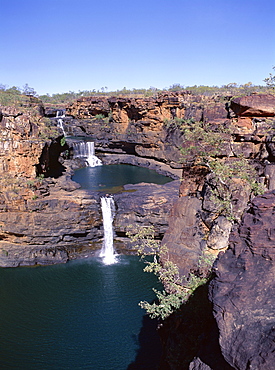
left=65, top=91, right=230, bottom=168
left=1, top=91, right=275, bottom=368
left=1, top=92, right=275, bottom=268
left=159, top=190, right=275, bottom=369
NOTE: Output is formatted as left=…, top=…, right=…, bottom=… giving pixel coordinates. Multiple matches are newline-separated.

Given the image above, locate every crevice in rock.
left=36, top=137, right=69, bottom=178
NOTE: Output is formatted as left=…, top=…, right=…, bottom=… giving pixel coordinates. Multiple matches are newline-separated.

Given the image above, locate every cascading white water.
left=56, top=110, right=66, bottom=136
left=99, top=196, right=117, bottom=265
left=72, top=141, right=102, bottom=167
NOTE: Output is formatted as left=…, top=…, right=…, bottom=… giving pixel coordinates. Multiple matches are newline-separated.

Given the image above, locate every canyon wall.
left=2, top=91, right=275, bottom=271
left=65, top=92, right=275, bottom=369
left=1, top=91, right=275, bottom=368
left=64, top=92, right=275, bottom=277
left=65, top=91, right=229, bottom=168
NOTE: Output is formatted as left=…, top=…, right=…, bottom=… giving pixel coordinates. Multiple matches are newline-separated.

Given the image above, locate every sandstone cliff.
left=1, top=91, right=275, bottom=368
left=64, top=92, right=275, bottom=277
left=0, top=94, right=181, bottom=266
left=159, top=191, right=275, bottom=369
left=65, top=91, right=229, bottom=168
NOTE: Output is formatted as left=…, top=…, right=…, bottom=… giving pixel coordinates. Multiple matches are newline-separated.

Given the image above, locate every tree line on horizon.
left=0, top=67, right=274, bottom=107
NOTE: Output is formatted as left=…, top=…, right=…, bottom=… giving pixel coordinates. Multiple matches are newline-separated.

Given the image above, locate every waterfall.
left=99, top=196, right=117, bottom=265
left=56, top=110, right=66, bottom=136
left=72, top=141, right=102, bottom=167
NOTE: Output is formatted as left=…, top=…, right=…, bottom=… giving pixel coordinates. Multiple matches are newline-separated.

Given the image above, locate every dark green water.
left=0, top=256, right=161, bottom=369
left=72, top=164, right=172, bottom=192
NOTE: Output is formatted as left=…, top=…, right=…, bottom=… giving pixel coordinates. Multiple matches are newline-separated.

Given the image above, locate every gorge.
left=0, top=91, right=274, bottom=369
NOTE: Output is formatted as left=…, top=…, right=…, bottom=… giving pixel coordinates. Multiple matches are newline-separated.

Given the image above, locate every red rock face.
left=0, top=99, right=45, bottom=178
left=66, top=91, right=229, bottom=128
left=209, top=191, right=275, bottom=370
left=64, top=92, right=275, bottom=369
left=230, top=94, right=275, bottom=117
left=1, top=91, right=275, bottom=271
left=179, top=164, right=210, bottom=196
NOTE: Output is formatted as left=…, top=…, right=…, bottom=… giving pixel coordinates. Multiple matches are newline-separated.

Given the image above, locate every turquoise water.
left=72, top=164, right=172, bottom=192
left=0, top=256, right=162, bottom=369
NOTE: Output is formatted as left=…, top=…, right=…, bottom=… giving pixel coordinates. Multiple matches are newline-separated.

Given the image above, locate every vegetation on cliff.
left=127, top=225, right=215, bottom=320
left=263, top=66, right=275, bottom=89
left=1, top=81, right=273, bottom=108
left=38, top=82, right=274, bottom=105
left=0, top=84, right=37, bottom=106
left=175, top=119, right=265, bottom=219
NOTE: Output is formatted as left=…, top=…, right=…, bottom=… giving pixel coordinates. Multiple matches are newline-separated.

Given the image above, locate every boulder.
left=207, top=216, right=232, bottom=250
left=230, top=94, right=275, bottom=117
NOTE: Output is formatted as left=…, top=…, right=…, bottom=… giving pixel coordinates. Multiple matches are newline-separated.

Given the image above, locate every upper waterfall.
left=56, top=110, right=66, bottom=136
left=72, top=141, right=102, bottom=167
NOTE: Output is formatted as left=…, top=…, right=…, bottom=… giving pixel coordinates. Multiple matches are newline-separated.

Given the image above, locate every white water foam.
left=99, top=196, right=117, bottom=265
left=73, top=141, right=102, bottom=167
left=56, top=110, right=66, bottom=136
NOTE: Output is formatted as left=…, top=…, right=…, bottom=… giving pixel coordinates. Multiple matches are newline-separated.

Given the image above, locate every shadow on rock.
left=159, top=283, right=234, bottom=370
left=127, top=313, right=162, bottom=370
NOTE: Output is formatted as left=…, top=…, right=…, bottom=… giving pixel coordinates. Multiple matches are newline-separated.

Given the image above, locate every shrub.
left=126, top=226, right=215, bottom=320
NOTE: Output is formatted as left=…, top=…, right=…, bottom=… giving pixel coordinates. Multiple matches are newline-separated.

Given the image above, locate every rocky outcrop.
left=0, top=176, right=180, bottom=266
left=158, top=192, right=275, bottom=370
left=209, top=191, right=275, bottom=370
left=1, top=92, right=275, bottom=368
left=0, top=178, right=102, bottom=266
left=161, top=196, right=206, bottom=277
left=63, top=93, right=275, bottom=186
left=155, top=94, right=275, bottom=369
left=0, top=99, right=45, bottom=178
left=114, top=180, right=180, bottom=251
left=1, top=92, right=274, bottom=267
left=65, top=92, right=230, bottom=168
left=161, top=168, right=254, bottom=277
left=230, top=94, right=275, bottom=117
left=66, top=92, right=229, bottom=126
left=1, top=92, right=275, bottom=269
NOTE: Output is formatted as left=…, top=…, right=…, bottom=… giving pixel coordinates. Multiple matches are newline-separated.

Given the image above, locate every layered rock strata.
left=158, top=185, right=275, bottom=370
left=1, top=92, right=275, bottom=368
left=0, top=98, right=45, bottom=177
left=65, top=92, right=230, bottom=168
left=1, top=92, right=275, bottom=271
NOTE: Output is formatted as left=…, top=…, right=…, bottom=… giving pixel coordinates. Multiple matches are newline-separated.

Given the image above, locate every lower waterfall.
left=73, top=141, right=102, bottom=167
left=99, top=196, right=117, bottom=265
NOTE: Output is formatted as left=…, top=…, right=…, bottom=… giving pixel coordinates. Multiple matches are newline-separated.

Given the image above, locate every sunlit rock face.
left=230, top=94, right=275, bottom=117
left=113, top=180, right=181, bottom=252
left=1, top=91, right=275, bottom=271
left=1, top=91, right=275, bottom=368
left=65, top=91, right=230, bottom=167
left=0, top=97, right=45, bottom=178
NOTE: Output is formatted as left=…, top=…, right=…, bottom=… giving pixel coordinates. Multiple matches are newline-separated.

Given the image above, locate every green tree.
left=126, top=225, right=215, bottom=320
left=22, top=83, right=37, bottom=96
left=264, top=66, right=275, bottom=89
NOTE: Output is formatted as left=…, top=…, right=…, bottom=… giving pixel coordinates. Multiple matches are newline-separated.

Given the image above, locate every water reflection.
left=72, top=164, right=172, bottom=192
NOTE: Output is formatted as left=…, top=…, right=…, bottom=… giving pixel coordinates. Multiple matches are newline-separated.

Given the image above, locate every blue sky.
left=1, top=0, right=274, bottom=95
